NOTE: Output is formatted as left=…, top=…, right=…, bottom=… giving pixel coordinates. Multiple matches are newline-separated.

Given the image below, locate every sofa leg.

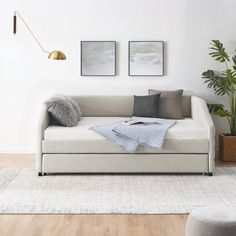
left=208, top=172, right=213, bottom=176
left=38, top=172, right=47, bottom=176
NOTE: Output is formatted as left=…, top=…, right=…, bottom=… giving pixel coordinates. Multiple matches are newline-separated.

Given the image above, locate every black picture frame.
left=81, top=41, right=116, bottom=76
left=128, top=41, right=164, bottom=76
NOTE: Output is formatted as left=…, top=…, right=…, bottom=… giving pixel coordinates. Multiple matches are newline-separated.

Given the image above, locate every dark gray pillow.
left=148, top=89, right=184, bottom=119
left=132, top=94, right=160, bottom=118
left=46, top=97, right=78, bottom=127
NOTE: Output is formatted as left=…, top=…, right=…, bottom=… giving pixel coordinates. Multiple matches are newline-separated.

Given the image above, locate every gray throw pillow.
left=68, top=98, right=81, bottom=121
left=53, top=95, right=81, bottom=121
left=46, top=97, right=78, bottom=127
left=148, top=89, right=184, bottom=119
left=132, top=94, right=160, bottom=118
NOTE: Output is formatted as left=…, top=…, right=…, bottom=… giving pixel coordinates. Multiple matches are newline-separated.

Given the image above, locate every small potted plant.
left=202, top=40, right=236, bottom=161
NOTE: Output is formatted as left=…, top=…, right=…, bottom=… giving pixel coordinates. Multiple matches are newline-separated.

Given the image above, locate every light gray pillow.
left=46, top=97, right=78, bottom=127
left=148, top=89, right=184, bottom=119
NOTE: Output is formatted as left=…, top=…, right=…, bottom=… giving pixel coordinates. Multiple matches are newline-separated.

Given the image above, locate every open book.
left=123, top=117, right=162, bottom=126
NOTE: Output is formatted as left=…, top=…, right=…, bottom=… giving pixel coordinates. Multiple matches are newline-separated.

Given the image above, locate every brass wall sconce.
left=13, top=11, right=66, bottom=60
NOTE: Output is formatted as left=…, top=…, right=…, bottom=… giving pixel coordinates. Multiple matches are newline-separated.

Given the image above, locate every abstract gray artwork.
left=129, top=41, right=164, bottom=76
left=81, top=41, right=116, bottom=76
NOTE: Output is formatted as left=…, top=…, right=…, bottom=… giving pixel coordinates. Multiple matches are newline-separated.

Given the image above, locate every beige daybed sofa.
left=37, top=95, right=215, bottom=176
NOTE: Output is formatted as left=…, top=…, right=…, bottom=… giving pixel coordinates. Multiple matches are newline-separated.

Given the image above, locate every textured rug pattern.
left=0, top=168, right=236, bottom=214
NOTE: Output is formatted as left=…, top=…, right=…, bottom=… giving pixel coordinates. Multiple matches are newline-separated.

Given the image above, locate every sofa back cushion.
left=71, top=95, right=191, bottom=117
left=182, top=96, right=191, bottom=118
left=72, top=96, right=133, bottom=117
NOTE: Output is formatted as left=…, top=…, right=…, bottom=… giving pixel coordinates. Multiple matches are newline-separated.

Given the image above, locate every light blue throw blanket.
left=90, top=117, right=176, bottom=153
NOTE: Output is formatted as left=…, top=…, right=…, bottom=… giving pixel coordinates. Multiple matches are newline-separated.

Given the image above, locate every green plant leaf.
left=207, top=103, right=231, bottom=117
left=222, top=69, right=236, bottom=94
left=232, top=55, right=236, bottom=71
left=203, top=41, right=236, bottom=135
left=209, top=40, right=230, bottom=63
left=202, top=70, right=233, bottom=96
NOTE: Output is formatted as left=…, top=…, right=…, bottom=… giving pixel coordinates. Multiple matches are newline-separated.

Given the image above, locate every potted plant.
left=202, top=40, right=236, bottom=161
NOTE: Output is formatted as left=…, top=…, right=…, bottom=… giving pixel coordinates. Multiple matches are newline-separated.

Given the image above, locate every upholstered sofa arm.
left=36, top=103, right=50, bottom=173
left=191, top=96, right=215, bottom=173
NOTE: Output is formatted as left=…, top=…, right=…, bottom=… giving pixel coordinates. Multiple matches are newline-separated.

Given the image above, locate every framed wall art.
left=81, top=41, right=116, bottom=76
left=128, top=41, right=164, bottom=76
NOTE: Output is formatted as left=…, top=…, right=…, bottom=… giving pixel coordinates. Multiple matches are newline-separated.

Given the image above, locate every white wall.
left=0, top=0, right=234, bottom=152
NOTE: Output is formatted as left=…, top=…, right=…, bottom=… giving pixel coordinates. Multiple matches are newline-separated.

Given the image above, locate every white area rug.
left=0, top=167, right=236, bottom=214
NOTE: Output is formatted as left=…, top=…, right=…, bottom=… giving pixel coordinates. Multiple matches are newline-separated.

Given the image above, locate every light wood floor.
left=0, top=154, right=235, bottom=236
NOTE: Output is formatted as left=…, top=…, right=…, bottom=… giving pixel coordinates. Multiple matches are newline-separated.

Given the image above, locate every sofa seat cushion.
left=43, top=117, right=208, bottom=154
